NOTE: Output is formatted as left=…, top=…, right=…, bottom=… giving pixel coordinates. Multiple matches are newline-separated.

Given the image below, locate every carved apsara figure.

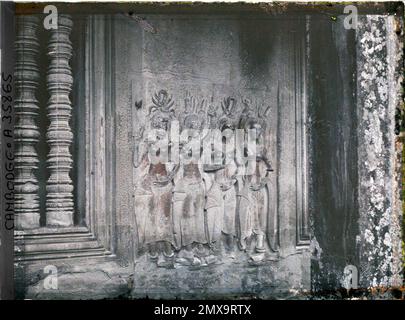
left=134, top=90, right=177, bottom=268
left=237, top=100, right=274, bottom=260
left=203, top=97, right=238, bottom=255
left=173, top=94, right=208, bottom=266
left=202, top=100, right=223, bottom=249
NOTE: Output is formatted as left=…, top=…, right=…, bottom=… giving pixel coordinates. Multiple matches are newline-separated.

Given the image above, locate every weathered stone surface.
left=17, top=260, right=132, bottom=300
left=310, top=13, right=403, bottom=293
left=356, top=15, right=403, bottom=288
left=132, top=250, right=310, bottom=299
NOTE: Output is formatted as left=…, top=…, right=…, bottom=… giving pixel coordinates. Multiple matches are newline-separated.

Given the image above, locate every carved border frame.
left=295, top=17, right=310, bottom=247
left=84, top=14, right=116, bottom=254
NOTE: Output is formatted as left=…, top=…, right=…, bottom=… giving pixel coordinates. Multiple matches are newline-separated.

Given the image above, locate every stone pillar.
left=357, top=15, right=403, bottom=288
left=46, top=15, right=74, bottom=227
left=14, top=16, right=40, bottom=230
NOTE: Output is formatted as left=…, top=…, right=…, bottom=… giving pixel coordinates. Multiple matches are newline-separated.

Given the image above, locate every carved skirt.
left=205, top=182, right=237, bottom=241
left=173, top=180, right=207, bottom=248
left=238, top=186, right=267, bottom=241
left=222, top=186, right=237, bottom=236
left=205, top=181, right=222, bottom=243
left=135, top=182, right=175, bottom=248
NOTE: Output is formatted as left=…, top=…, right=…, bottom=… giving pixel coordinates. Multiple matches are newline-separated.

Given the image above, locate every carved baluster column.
left=46, top=15, right=74, bottom=227
left=14, top=16, right=40, bottom=229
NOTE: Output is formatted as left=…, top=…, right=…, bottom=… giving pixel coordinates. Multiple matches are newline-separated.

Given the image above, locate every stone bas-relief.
left=11, top=9, right=312, bottom=299
left=132, top=90, right=278, bottom=269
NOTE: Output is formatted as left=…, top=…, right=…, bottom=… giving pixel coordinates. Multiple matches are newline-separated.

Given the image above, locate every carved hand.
left=257, top=154, right=274, bottom=172
left=220, top=183, right=232, bottom=191
left=249, top=183, right=265, bottom=191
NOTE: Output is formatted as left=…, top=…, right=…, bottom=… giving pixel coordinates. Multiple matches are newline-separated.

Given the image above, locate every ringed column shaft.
left=46, top=15, right=74, bottom=226
left=14, top=16, right=40, bottom=229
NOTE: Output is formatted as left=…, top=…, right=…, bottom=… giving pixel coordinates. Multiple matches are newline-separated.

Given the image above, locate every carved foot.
left=148, top=252, right=158, bottom=261
left=202, top=255, right=218, bottom=265
left=175, top=258, right=191, bottom=266
left=175, top=249, right=194, bottom=266
left=248, top=253, right=265, bottom=265
left=157, top=254, right=174, bottom=268
left=191, top=257, right=202, bottom=267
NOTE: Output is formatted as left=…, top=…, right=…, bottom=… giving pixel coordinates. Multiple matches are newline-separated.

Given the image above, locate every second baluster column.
left=46, top=15, right=74, bottom=227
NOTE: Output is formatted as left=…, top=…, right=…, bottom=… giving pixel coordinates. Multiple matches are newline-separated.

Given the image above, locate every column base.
left=46, top=211, right=73, bottom=227
left=15, top=212, right=40, bottom=230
